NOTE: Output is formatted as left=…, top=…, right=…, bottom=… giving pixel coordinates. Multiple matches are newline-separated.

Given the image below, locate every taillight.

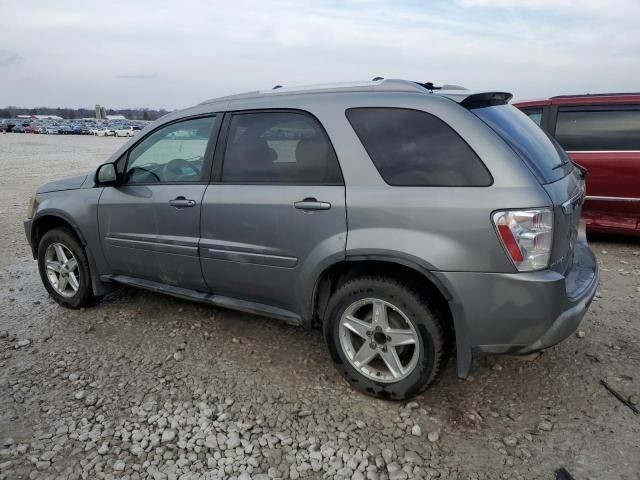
left=492, top=208, right=553, bottom=272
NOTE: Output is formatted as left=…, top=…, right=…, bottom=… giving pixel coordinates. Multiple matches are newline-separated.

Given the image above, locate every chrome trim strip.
left=585, top=195, right=640, bottom=203
left=566, top=150, right=640, bottom=154
left=562, top=186, right=586, bottom=214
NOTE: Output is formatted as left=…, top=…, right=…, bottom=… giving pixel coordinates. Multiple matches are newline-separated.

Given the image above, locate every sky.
left=1, top=0, right=639, bottom=110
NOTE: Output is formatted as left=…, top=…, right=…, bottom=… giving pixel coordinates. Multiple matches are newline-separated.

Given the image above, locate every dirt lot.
left=1, top=133, right=639, bottom=480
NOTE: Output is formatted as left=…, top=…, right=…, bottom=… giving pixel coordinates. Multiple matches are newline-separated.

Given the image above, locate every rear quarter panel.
left=324, top=93, right=552, bottom=273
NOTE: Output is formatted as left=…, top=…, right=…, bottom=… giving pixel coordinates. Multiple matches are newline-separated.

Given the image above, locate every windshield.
left=472, top=104, right=572, bottom=184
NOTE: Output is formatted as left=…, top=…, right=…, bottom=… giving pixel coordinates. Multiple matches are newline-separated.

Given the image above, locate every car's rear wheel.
left=37, top=228, right=96, bottom=308
left=324, top=276, right=445, bottom=400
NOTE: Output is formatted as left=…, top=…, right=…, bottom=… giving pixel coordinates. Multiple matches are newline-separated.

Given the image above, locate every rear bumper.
left=437, top=237, right=598, bottom=361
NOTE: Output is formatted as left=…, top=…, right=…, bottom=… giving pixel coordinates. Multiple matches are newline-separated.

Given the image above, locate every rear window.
left=473, top=104, right=571, bottom=184
left=345, top=108, right=492, bottom=187
left=555, top=109, right=640, bottom=151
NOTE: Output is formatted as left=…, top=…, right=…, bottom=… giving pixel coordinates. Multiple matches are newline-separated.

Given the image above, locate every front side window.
left=125, top=116, right=217, bottom=184
left=221, top=112, right=342, bottom=184
left=555, top=109, right=640, bottom=151
left=346, top=107, right=492, bottom=186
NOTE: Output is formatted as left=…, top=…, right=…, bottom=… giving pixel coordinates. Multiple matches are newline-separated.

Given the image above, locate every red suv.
left=515, top=94, right=640, bottom=236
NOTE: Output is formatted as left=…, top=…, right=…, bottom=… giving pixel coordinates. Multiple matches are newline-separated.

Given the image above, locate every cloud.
left=0, top=52, right=21, bottom=67
left=117, top=73, right=159, bottom=80
left=0, top=0, right=638, bottom=107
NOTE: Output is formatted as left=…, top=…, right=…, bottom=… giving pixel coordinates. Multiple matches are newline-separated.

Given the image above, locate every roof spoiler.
left=460, top=92, right=513, bottom=109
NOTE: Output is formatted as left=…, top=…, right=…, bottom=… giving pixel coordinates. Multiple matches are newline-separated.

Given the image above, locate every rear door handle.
left=294, top=198, right=331, bottom=211
left=169, top=196, right=196, bottom=208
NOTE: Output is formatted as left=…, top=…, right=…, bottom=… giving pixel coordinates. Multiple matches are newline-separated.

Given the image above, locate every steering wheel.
left=162, top=158, right=201, bottom=181
left=126, top=166, right=161, bottom=183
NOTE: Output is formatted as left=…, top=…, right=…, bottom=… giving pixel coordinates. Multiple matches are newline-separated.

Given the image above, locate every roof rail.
left=199, top=79, right=430, bottom=105
left=551, top=92, right=640, bottom=99
left=199, top=79, right=470, bottom=106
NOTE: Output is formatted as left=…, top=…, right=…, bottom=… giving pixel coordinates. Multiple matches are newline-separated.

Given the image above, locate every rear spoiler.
left=460, top=92, right=513, bottom=109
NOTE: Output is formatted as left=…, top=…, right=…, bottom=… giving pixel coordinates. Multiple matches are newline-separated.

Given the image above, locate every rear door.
left=553, top=106, right=640, bottom=232
left=98, top=115, right=220, bottom=290
left=199, top=110, right=347, bottom=316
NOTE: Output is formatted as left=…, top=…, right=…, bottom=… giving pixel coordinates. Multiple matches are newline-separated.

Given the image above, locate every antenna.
left=372, top=77, right=384, bottom=81
left=272, top=85, right=283, bottom=90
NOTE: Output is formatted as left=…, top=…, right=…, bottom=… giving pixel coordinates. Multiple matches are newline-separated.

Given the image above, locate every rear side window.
left=555, top=109, right=640, bottom=151
left=222, top=111, right=342, bottom=184
left=345, top=108, right=492, bottom=186
left=521, top=108, right=543, bottom=126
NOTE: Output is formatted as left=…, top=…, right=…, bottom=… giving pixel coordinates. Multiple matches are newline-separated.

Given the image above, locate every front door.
left=99, top=115, right=220, bottom=290
left=200, top=110, right=347, bottom=315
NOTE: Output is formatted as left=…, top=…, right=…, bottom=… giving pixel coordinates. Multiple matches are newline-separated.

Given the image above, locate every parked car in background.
left=95, top=128, right=115, bottom=137
left=24, top=79, right=598, bottom=399
left=114, top=126, right=141, bottom=137
left=515, top=93, right=640, bottom=236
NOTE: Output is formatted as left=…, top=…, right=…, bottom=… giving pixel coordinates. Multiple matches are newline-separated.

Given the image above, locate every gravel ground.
left=1, top=133, right=639, bottom=480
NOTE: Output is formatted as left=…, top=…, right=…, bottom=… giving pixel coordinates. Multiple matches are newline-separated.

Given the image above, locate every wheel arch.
left=30, top=212, right=88, bottom=258
left=30, top=211, right=111, bottom=296
left=310, top=255, right=473, bottom=378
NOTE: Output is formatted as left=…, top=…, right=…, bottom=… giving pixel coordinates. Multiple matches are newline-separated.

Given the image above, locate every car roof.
left=515, top=92, right=640, bottom=108
left=198, top=79, right=501, bottom=107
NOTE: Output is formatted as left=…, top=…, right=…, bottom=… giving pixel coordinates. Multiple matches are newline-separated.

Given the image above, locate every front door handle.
left=169, top=196, right=196, bottom=208
left=294, top=198, right=331, bottom=211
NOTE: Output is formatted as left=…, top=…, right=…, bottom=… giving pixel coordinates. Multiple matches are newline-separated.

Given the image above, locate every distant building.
left=95, top=104, right=111, bottom=120
left=17, top=114, right=64, bottom=120
left=105, top=114, right=127, bottom=120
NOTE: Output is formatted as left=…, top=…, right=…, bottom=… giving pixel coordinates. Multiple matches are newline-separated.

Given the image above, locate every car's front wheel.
left=37, top=228, right=96, bottom=308
left=324, top=276, right=445, bottom=400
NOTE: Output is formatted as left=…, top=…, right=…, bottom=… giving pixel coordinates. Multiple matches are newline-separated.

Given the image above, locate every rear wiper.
left=551, top=159, right=571, bottom=170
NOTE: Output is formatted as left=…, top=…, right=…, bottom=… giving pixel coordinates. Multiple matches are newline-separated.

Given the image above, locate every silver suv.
left=24, top=79, right=598, bottom=399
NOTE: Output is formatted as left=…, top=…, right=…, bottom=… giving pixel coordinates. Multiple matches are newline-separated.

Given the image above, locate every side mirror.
left=95, top=163, right=118, bottom=185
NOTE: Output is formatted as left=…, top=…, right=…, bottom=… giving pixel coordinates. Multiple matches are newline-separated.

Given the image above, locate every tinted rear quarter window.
left=555, top=109, right=640, bottom=151
left=345, top=108, right=492, bottom=186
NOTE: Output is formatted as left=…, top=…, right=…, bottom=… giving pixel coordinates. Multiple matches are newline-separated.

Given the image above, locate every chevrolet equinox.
left=24, top=79, right=599, bottom=399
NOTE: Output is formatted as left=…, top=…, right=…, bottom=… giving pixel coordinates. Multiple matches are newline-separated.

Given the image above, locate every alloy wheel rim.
left=339, top=298, right=420, bottom=383
left=44, top=243, right=80, bottom=297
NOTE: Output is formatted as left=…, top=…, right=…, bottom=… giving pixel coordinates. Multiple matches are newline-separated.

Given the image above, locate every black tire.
left=37, top=228, right=96, bottom=309
left=324, top=276, right=445, bottom=400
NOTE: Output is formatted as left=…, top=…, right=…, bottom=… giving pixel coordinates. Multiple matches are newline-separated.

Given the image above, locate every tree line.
left=0, top=106, right=170, bottom=121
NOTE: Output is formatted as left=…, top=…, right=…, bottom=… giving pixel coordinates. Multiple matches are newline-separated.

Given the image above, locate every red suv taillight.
left=492, top=208, right=553, bottom=272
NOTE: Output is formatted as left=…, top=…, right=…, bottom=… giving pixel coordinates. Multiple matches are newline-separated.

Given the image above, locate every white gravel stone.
left=538, top=420, right=553, bottom=432
left=411, top=425, right=422, bottom=436
left=161, top=429, right=177, bottom=443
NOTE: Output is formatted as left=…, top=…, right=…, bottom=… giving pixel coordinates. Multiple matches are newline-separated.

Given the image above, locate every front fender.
left=29, top=189, right=113, bottom=295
